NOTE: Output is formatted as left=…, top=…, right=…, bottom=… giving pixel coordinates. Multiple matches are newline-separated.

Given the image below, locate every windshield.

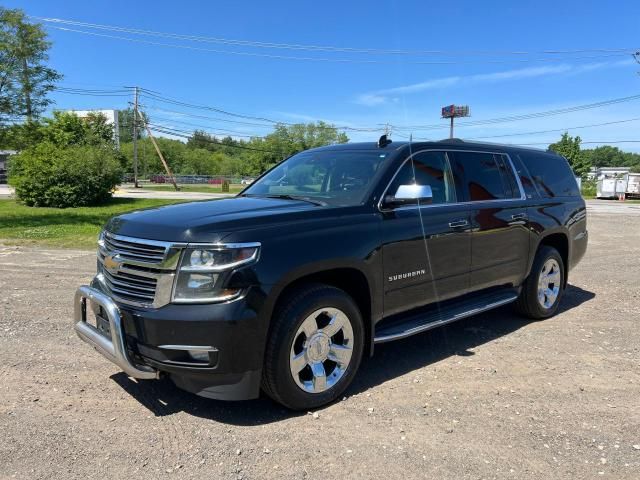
left=242, top=149, right=390, bottom=206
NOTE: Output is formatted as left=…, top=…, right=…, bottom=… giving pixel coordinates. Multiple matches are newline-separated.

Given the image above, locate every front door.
left=381, top=150, right=471, bottom=317
left=447, top=151, right=530, bottom=292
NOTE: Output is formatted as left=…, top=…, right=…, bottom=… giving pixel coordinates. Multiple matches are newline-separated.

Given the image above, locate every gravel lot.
left=1, top=203, right=639, bottom=479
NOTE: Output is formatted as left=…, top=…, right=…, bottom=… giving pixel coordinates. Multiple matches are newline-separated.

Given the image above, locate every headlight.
left=172, top=243, right=260, bottom=303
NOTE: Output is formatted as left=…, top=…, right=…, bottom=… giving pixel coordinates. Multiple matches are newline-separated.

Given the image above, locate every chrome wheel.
left=289, top=307, right=354, bottom=394
left=537, top=258, right=561, bottom=309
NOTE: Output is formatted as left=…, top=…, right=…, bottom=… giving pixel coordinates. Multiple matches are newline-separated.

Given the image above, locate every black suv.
left=73, top=139, right=588, bottom=410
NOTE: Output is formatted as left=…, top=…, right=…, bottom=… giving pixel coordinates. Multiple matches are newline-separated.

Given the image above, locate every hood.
left=105, top=196, right=320, bottom=243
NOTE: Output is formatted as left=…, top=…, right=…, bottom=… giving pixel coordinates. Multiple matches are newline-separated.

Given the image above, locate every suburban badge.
left=388, top=269, right=426, bottom=283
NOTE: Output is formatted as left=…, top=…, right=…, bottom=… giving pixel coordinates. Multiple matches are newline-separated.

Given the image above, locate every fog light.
left=187, top=349, right=211, bottom=363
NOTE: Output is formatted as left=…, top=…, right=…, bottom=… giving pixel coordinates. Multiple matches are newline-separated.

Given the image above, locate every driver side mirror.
left=384, top=184, right=433, bottom=207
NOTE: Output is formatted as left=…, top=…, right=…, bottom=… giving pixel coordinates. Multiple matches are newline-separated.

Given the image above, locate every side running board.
left=373, top=289, right=519, bottom=344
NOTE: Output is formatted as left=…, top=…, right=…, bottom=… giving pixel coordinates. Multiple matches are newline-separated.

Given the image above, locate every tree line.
left=548, top=132, right=640, bottom=177
left=117, top=113, right=349, bottom=178
left=2, top=6, right=640, bottom=209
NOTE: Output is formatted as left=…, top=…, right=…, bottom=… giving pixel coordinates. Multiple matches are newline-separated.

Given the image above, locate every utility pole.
left=132, top=86, right=140, bottom=188
left=140, top=112, right=180, bottom=192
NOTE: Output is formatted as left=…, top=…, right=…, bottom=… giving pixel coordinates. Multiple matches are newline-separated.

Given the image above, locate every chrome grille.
left=103, top=232, right=167, bottom=264
left=96, top=232, right=180, bottom=308
left=100, top=267, right=158, bottom=305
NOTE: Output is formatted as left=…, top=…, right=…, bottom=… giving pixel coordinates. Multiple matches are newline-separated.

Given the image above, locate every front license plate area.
left=95, top=314, right=111, bottom=338
left=85, top=301, right=111, bottom=339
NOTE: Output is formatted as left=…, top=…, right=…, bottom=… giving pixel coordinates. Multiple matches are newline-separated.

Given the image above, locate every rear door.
left=380, top=150, right=471, bottom=316
left=448, top=150, right=530, bottom=292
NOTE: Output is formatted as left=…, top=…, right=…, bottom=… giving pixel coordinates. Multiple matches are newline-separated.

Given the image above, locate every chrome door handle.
left=511, top=213, right=528, bottom=221
left=448, top=219, right=469, bottom=228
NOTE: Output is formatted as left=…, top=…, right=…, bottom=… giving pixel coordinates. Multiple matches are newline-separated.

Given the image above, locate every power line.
left=139, top=90, right=380, bottom=131
left=138, top=105, right=278, bottom=129
left=140, top=90, right=290, bottom=125
left=45, top=84, right=640, bottom=144
left=147, top=124, right=284, bottom=154
left=148, top=118, right=264, bottom=138
left=393, top=93, right=640, bottom=131
left=393, top=132, right=640, bottom=147
left=515, top=140, right=640, bottom=146
left=42, top=24, right=634, bottom=66
left=35, top=17, right=638, bottom=59
left=56, top=86, right=129, bottom=93
left=469, top=117, right=640, bottom=139
left=45, top=83, right=375, bottom=136
left=136, top=89, right=640, bottom=137
left=54, top=86, right=131, bottom=97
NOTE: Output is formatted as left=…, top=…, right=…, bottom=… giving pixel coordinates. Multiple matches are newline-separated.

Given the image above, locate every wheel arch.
left=264, top=263, right=375, bottom=356
left=532, top=231, right=569, bottom=287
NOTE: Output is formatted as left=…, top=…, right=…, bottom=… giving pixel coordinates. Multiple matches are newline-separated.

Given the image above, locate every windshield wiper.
left=263, top=194, right=328, bottom=206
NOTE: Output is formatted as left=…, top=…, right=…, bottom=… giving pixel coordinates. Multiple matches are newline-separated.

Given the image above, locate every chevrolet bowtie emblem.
left=103, top=254, right=121, bottom=273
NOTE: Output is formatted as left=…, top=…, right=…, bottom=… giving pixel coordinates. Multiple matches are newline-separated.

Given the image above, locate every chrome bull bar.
left=73, top=285, right=158, bottom=379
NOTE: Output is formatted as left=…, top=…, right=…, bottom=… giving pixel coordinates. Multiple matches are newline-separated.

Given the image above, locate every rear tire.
left=262, top=284, right=364, bottom=410
left=514, top=245, right=565, bottom=319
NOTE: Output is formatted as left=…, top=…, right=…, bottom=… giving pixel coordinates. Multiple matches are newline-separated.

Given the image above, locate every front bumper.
left=74, top=286, right=159, bottom=379
left=73, top=284, right=267, bottom=400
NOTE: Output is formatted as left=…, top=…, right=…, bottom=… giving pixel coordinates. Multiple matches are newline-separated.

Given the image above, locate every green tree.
left=0, top=119, right=43, bottom=149
left=0, top=8, right=61, bottom=122
left=118, top=121, right=350, bottom=178
left=0, top=111, right=117, bottom=150
left=182, top=148, right=217, bottom=175
left=246, top=121, right=349, bottom=173
left=582, top=145, right=640, bottom=171
left=117, top=108, right=147, bottom=143
left=38, top=111, right=115, bottom=147
left=187, top=129, right=219, bottom=151
left=549, top=132, right=591, bottom=178
left=120, top=138, right=161, bottom=175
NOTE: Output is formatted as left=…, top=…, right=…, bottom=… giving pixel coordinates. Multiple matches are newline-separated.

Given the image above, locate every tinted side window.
left=518, top=152, right=579, bottom=198
left=511, top=154, right=539, bottom=199
left=496, top=155, right=521, bottom=199
left=388, top=151, right=457, bottom=204
left=450, top=151, right=510, bottom=201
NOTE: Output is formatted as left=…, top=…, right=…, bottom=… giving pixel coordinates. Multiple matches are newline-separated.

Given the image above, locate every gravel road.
left=1, top=209, right=639, bottom=479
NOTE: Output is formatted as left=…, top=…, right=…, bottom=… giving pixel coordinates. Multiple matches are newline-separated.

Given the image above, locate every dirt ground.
left=1, top=203, right=639, bottom=479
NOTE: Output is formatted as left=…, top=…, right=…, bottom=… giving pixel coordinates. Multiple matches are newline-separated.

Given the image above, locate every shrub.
left=581, top=178, right=597, bottom=198
left=9, top=142, right=122, bottom=208
left=221, top=180, right=230, bottom=192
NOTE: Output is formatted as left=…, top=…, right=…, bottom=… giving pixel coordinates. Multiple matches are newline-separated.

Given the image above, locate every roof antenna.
left=378, top=122, right=392, bottom=147
left=378, top=134, right=392, bottom=148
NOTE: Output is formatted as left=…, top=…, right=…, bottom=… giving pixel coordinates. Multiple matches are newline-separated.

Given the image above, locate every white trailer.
left=626, top=173, right=640, bottom=198
left=596, top=176, right=627, bottom=199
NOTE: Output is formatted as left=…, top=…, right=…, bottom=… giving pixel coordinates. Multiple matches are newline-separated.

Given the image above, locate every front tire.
left=514, top=245, right=565, bottom=319
left=262, top=284, right=364, bottom=410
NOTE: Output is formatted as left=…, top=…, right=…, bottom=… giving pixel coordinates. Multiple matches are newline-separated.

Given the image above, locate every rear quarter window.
left=517, top=152, right=580, bottom=198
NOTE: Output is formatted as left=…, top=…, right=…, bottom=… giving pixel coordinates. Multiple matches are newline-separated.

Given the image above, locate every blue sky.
left=8, top=0, right=640, bottom=150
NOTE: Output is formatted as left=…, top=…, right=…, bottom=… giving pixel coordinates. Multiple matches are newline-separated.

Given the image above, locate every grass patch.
left=132, top=184, right=244, bottom=194
left=0, top=198, right=185, bottom=249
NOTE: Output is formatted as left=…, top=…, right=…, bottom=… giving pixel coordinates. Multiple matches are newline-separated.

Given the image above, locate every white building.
left=0, top=150, right=17, bottom=184
left=68, top=109, right=120, bottom=148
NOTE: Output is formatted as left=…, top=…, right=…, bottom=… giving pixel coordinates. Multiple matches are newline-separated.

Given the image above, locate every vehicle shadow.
left=111, top=284, right=595, bottom=426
